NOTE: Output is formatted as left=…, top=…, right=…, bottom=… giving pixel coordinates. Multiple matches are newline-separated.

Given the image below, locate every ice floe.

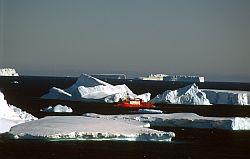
left=134, top=109, right=163, bottom=114
left=150, top=84, right=211, bottom=105
left=40, top=105, right=73, bottom=113
left=8, top=116, right=175, bottom=141
left=41, top=74, right=150, bottom=103
left=83, top=113, right=250, bottom=131
left=0, top=91, right=37, bottom=133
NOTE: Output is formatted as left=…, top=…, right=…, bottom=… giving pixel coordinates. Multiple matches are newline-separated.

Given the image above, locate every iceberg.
left=41, top=74, right=150, bottom=103
left=40, top=105, right=73, bottom=113
left=0, top=68, right=19, bottom=76
left=0, top=91, right=37, bottom=133
left=202, top=89, right=249, bottom=105
left=138, top=74, right=204, bottom=82
left=83, top=113, right=250, bottom=131
left=150, top=83, right=211, bottom=105
left=8, top=116, right=175, bottom=142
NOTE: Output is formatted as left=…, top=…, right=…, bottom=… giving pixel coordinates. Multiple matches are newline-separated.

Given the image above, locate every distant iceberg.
left=41, top=74, right=151, bottom=103
left=40, top=105, right=73, bottom=113
left=138, top=74, right=204, bottom=82
left=150, top=83, right=211, bottom=105
left=0, top=91, right=37, bottom=133
left=0, top=68, right=19, bottom=76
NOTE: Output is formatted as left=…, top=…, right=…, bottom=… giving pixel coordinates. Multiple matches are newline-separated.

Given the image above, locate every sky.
left=0, top=0, right=249, bottom=82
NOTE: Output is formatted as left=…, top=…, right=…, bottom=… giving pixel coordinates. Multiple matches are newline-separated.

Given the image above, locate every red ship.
left=115, top=98, right=155, bottom=108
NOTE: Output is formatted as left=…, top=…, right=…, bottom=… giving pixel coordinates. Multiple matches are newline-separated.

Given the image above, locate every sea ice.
left=8, top=116, right=175, bottom=141
left=40, top=105, right=73, bottom=113
left=82, top=113, right=250, bottom=131
left=134, top=109, right=163, bottom=114
left=150, top=83, right=211, bottom=105
left=41, top=74, right=150, bottom=103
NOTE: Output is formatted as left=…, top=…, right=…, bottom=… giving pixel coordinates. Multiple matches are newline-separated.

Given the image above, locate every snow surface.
left=150, top=84, right=211, bottom=105
left=0, top=68, right=19, bottom=76
left=0, top=91, right=37, bottom=133
left=41, top=74, right=151, bottom=103
left=83, top=113, right=250, bottom=131
left=202, top=89, right=249, bottom=105
left=8, top=116, right=175, bottom=142
left=40, top=105, right=73, bottom=113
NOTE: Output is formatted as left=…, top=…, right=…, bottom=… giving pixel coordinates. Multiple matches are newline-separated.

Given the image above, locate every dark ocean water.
left=1, top=76, right=250, bottom=159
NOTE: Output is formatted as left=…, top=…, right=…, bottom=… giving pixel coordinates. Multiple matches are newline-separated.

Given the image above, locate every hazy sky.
left=0, top=0, right=249, bottom=82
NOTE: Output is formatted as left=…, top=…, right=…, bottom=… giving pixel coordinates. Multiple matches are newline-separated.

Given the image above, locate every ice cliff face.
left=150, top=83, right=211, bottom=105
left=41, top=74, right=151, bottom=103
left=0, top=68, right=19, bottom=76
left=203, top=90, right=249, bottom=105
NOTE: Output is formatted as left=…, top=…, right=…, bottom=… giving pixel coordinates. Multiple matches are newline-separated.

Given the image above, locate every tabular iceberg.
left=41, top=74, right=151, bottom=103
left=203, top=89, right=249, bottom=105
left=83, top=113, right=250, bottom=131
left=8, top=116, right=175, bottom=142
left=150, top=83, right=211, bottom=105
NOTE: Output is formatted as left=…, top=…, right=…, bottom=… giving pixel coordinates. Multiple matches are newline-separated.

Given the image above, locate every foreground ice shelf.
left=8, top=116, right=175, bottom=142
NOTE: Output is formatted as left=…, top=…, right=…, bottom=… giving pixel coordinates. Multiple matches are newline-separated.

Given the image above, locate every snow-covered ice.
left=0, top=91, right=37, bottom=133
left=8, top=116, right=175, bottom=142
left=83, top=113, right=250, bottom=131
left=202, top=89, right=249, bottom=105
left=40, top=105, right=73, bottom=113
left=41, top=74, right=150, bottom=103
left=0, top=68, right=19, bottom=76
left=150, top=84, right=211, bottom=105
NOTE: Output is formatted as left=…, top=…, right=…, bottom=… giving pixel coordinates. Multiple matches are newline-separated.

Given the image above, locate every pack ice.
left=41, top=74, right=150, bottom=103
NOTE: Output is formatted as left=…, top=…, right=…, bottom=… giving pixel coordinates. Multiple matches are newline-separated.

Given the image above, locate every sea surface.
left=0, top=76, right=250, bottom=159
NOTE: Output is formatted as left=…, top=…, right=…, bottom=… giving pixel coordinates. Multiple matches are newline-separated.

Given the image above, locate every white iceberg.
left=150, top=83, right=211, bottom=105
left=41, top=74, right=150, bottom=103
left=138, top=74, right=204, bottom=82
left=0, top=91, right=37, bottom=133
left=40, top=105, right=73, bottom=113
left=0, top=68, right=19, bottom=76
left=202, top=89, right=249, bottom=105
left=8, top=116, right=175, bottom=142
left=83, top=113, right=250, bottom=131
